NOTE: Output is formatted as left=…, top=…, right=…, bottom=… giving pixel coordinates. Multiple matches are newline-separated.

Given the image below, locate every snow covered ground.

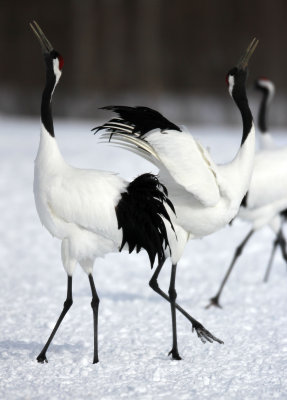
left=1, top=116, right=287, bottom=399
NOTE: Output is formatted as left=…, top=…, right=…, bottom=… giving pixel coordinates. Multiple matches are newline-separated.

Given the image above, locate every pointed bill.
left=30, top=21, right=54, bottom=53
left=237, top=37, right=259, bottom=70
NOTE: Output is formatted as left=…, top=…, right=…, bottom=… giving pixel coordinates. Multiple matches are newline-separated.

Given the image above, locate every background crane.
left=207, top=78, right=287, bottom=308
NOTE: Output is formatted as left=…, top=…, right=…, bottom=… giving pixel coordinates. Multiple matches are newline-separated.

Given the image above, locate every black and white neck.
left=30, top=21, right=64, bottom=138
left=226, top=38, right=258, bottom=146
left=222, top=38, right=258, bottom=202
left=41, top=51, right=63, bottom=137
left=255, top=78, right=275, bottom=134
left=30, top=21, right=66, bottom=168
left=227, top=67, right=253, bottom=146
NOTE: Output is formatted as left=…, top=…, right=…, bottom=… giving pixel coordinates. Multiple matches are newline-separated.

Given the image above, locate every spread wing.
left=94, top=105, right=220, bottom=206
left=97, top=127, right=220, bottom=207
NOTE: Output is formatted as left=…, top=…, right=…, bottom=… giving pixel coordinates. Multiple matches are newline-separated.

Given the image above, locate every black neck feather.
left=41, top=55, right=56, bottom=137
left=238, top=97, right=253, bottom=145
left=230, top=68, right=253, bottom=145
left=257, top=88, right=268, bottom=133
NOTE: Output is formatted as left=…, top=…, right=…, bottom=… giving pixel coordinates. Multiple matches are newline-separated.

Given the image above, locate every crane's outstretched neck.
left=223, top=68, right=255, bottom=202
left=228, top=68, right=253, bottom=146
left=258, top=88, right=268, bottom=133
left=255, top=79, right=275, bottom=134
left=36, top=51, right=64, bottom=166
left=238, top=97, right=253, bottom=146
left=30, top=21, right=63, bottom=138
left=41, top=54, right=58, bottom=137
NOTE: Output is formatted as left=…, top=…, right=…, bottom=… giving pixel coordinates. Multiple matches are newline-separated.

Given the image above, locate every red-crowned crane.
left=30, top=21, right=176, bottom=364
left=255, top=78, right=287, bottom=280
left=94, top=39, right=258, bottom=358
left=205, top=78, right=287, bottom=308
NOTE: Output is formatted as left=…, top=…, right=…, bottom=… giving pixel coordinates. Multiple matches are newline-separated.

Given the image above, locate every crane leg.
left=168, top=264, right=181, bottom=360
left=278, top=229, right=287, bottom=270
left=149, top=260, right=223, bottom=352
left=263, top=234, right=280, bottom=283
left=206, top=229, right=254, bottom=309
left=88, top=274, right=100, bottom=364
left=37, top=275, right=73, bottom=363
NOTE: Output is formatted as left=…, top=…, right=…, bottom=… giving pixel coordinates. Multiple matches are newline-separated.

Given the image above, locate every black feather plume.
left=93, top=106, right=182, bottom=139
left=115, top=173, right=175, bottom=268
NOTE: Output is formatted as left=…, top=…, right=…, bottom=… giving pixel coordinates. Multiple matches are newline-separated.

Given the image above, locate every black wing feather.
left=115, top=173, right=175, bottom=268
left=93, top=106, right=182, bottom=138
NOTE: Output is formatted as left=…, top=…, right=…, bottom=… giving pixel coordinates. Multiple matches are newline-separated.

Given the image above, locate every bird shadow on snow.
left=0, top=339, right=82, bottom=361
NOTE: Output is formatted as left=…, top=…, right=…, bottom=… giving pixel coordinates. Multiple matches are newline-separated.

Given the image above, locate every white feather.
left=34, top=125, right=130, bottom=273
left=101, top=121, right=255, bottom=243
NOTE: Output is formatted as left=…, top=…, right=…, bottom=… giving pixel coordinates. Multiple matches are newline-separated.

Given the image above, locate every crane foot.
left=36, top=353, right=48, bottom=363
left=168, top=349, right=182, bottom=360
left=192, top=320, right=224, bottom=345
left=205, top=295, right=223, bottom=310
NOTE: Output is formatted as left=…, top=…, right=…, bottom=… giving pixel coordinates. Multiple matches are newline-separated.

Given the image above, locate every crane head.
left=255, top=77, right=275, bottom=97
left=226, top=38, right=258, bottom=97
left=30, top=21, right=64, bottom=81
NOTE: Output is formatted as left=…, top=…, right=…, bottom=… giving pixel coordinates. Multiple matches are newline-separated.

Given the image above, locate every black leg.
left=263, top=234, right=280, bottom=283
left=37, top=275, right=73, bottom=363
left=88, top=274, right=100, bottom=364
left=149, top=259, right=223, bottom=346
left=206, top=229, right=254, bottom=309
left=278, top=229, right=287, bottom=269
left=168, top=264, right=181, bottom=360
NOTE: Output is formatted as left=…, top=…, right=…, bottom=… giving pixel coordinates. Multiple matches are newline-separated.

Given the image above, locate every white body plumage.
left=34, top=125, right=127, bottom=275
left=238, top=146, right=287, bottom=231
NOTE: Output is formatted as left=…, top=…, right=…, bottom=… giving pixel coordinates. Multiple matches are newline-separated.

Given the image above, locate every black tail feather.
left=93, top=106, right=181, bottom=138
left=115, top=173, right=175, bottom=267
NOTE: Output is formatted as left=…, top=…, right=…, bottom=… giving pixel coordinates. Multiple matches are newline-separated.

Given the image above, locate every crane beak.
left=237, top=37, right=259, bottom=70
left=30, top=21, right=54, bottom=54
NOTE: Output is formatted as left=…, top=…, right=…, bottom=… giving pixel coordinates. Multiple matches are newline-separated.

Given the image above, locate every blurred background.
left=0, top=0, right=287, bottom=125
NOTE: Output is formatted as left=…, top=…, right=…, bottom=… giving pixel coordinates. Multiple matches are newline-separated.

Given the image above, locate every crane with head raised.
left=94, top=38, right=258, bottom=358
left=30, top=21, right=177, bottom=364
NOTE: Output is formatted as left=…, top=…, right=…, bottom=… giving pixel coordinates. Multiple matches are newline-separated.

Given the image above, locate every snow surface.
left=1, top=116, right=287, bottom=400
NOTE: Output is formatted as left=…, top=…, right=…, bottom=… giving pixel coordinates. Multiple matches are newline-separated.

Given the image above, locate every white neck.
left=219, top=122, right=255, bottom=201
left=35, top=123, right=66, bottom=171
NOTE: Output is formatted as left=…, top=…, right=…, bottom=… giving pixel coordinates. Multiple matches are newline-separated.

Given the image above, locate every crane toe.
left=192, top=322, right=224, bottom=345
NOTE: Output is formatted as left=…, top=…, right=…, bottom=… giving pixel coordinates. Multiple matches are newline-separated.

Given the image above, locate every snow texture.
left=1, top=117, right=287, bottom=399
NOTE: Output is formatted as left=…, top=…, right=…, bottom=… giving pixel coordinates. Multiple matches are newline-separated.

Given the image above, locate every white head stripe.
left=228, top=75, right=235, bottom=97
left=53, top=58, right=62, bottom=85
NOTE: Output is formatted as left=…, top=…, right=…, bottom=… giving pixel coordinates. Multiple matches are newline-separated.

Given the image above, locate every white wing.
left=47, top=167, right=126, bottom=241
left=101, top=129, right=220, bottom=207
